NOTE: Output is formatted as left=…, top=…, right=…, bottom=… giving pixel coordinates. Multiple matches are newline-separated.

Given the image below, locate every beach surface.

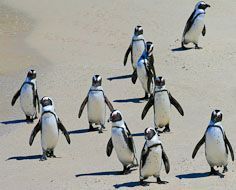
left=0, top=0, right=235, bottom=189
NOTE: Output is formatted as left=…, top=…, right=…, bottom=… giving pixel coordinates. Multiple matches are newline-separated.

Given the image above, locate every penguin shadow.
left=68, top=128, right=99, bottom=135
left=132, top=132, right=144, bottom=137
left=0, top=119, right=28, bottom=125
left=171, top=47, right=193, bottom=52
left=107, top=74, right=132, bottom=81
left=6, top=155, right=42, bottom=161
left=176, top=172, right=224, bottom=179
left=113, top=181, right=141, bottom=188
left=113, top=98, right=144, bottom=104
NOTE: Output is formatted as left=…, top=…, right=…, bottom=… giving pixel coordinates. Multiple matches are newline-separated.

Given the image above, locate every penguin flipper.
left=224, top=134, right=234, bottom=161
left=36, top=90, right=40, bottom=113
left=78, top=95, right=88, bottom=118
left=168, top=93, right=184, bottom=116
left=106, top=138, right=113, bottom=157
left=57, top=118, right=71, bottom=144
left=140, top=143, right=149, bottom=168
left=161, top=146, right=170, bottom=174
left=202, top=25, right=206, bottom=36
left=131, top=70, right=137, bottom=84
left=29, top=120, right=41, bottom=146
left=141, top=95, right=154, bottom=120
left=124, top=44, right=131, bottom=66
left=123, top=123, right=136, bottom=154
left=192, top=135, right=205, bottom=159
left=11, top=89, right=21, bottom=106
left=104, top=96, right=114, bottom=112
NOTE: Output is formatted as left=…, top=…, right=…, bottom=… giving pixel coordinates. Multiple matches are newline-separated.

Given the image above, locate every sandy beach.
left=0, top=0, right=235, bottom=189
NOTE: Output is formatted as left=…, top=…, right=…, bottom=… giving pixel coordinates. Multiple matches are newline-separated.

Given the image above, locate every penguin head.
left=155, top=76, right=165, bottom=87
left=195, top=1, right=210, bottom=10
left=27, top=69, right=36, bottom=79
left=144, top=127, right=157, bottom=140
left=92, top=75, right=102, bottom=87
left=40, top=96, right=54, bottom=107
left=211, top=110, right=223, bottom=123
left=146, top=41, right=154, bottom=56
left=109, top=110, right=123, bottom=122
left=134, top=25, right=143, bottom=36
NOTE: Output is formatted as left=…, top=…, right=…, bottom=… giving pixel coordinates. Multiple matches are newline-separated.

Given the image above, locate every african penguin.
left=139, top=127, right=170, bottom=185
left=136, top=41, right=156, bottom=99
left=123, top=25, right=146, bottom=84
left=141, top=76, right=184, bottom=133
left=78, top=75, right=114, bottom=133
left=29, top=97, right=71, bottom=161
left=11, top=69, right=40, bottom=122
left=192, top=110, right=234, bottom=176
left=106, top=110, right=138, bottom=174
left=182, top=1, right=210, bottom=49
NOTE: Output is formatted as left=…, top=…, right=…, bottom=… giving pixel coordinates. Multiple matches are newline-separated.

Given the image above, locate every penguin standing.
left=106, top=110, right=138, bottom=174
left=140, top=127, right=170, bottom=185
left=136, top=41, right=156, bottom=99
left=78, top=75, right=114, bottom=133
left=141, top=77, right=184, bottom=133
left=182, top=1, right=210, bottom=49
left=29, top=97, right=71, bottom=161
left=123, top=25, right=146, bottom=84
left=192, top=110, right=234, bottom=175
left=11, top=69, right=40, bottom=122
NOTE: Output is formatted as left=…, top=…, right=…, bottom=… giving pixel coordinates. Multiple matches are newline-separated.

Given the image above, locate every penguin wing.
left=131, top=69, right=137, bottom=84
left=57, top=118, right=71, bottom=144
left=36, top=90, right=40, bottom=113
left=104, top=95, right=114, bottom=112
left=11, top=89, right=21, bottom=106
left=183, top=10, right=196, bottom=37
left=192, top=135, right=205, bottom=159
left=140, top=143, right=149, bottom=168
left=161, top=145, right=170, bottom=174
left=78, top=95, right=88, bottom=118
left=123, top=123, right=136, bottom=154
left=202, top=25, right=206, bottom=36
left=168, top=92, right=184, bottom=116
left=224, top=134, right=234, bottom=161
left=141, top=95, right=154, bottom=120
left=106, top=138, right=113, bottom=157
left=124, top=44, right=131, bottom=66
left=29, top=120, right=41, bottom=146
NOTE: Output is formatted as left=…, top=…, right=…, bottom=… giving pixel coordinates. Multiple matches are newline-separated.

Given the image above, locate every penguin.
left=192, top=110, right=234, bottom=175
left=78, top=75, right=114, bottom=133
left=29, top=97, right=71, bottom=161
left=11, top=69, right=40, bottom=122
left=141, top=77, right=184, bottom=133
left=136, top=41, right=156, bottom=99
left=123, top=25, right=146, bottom=84
left=139, top=127, right=170, bottom=185
left=182, top=1, right=210, bottom=49
left=106, top=110, right=138, bottom=174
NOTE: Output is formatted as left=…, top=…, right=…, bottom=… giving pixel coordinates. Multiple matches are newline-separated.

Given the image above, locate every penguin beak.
left=206, top=4, right=210, bottom=8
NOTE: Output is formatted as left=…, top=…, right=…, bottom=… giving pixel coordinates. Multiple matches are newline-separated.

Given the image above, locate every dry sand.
left=0, top=0, right=235, bottom=189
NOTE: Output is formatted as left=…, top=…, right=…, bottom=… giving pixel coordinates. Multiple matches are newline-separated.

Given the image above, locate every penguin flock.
left=10, top=1, right=234, bottom=187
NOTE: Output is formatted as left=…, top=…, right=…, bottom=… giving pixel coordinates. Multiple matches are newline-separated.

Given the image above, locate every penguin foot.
left=156, top=177, right=168, bottom=184
left=223, top=166, right=228, bottom=173
left=140, top=180, right=149, bottom=186
left=163, top=125, right=170, bottom=133
left=181, top=42, right=187, bottom=50
left=40, top=155, right=47, bottom=161
left=101, top=125, right=105, bottom=129
left=98, top=128, right=103, bottom=133
left=121, top=166, right=131, bottom=175
left=140, top=93, right=149, bottom=100
left=209, top=167, right=224, bottom=177
left=89, top=125, right=97, bottom=132
left=195, top=44, right=202, bottom=49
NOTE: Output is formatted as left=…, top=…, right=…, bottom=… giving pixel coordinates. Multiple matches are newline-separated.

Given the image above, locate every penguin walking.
left=106, top=110, right=138, bottom=174
left=136, top=41, right=156, bottom=99
left=141, top=77, right=184, bottom=133
left=11, top=69, right=40, bottom=122
left=140, top=127, right=170, bottom=185
left=123, top=25, right=146, bottom=84
left=182, top=1, right=210, bottom=49
left=78, top=75, right=114, bottom=133
left=192, top=110, right=234, bottom=176
left=29, top=97, right=71, bottom=161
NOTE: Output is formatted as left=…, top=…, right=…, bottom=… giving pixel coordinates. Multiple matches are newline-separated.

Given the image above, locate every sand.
left=0, top=0, right=235, bottom=189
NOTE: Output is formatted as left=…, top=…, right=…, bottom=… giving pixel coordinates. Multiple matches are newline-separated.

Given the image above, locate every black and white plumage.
left=29, top=97, right=71, bottom=161
left=11, top=69, right=40, bottom=122
left=182, top=1, right=210, bottom=49
left=139, top=127, right=170, bottom=185
left=78, top=75, right=114, bottom=133
left=123, top=25, right=146, bottom=84
left=136, top=41, right=156, bottom=99
left=106, top=110, right=138, bottom=174
left=192, top=110, right=234, bottom=176
left=141, top=76, right=184, bottom=133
